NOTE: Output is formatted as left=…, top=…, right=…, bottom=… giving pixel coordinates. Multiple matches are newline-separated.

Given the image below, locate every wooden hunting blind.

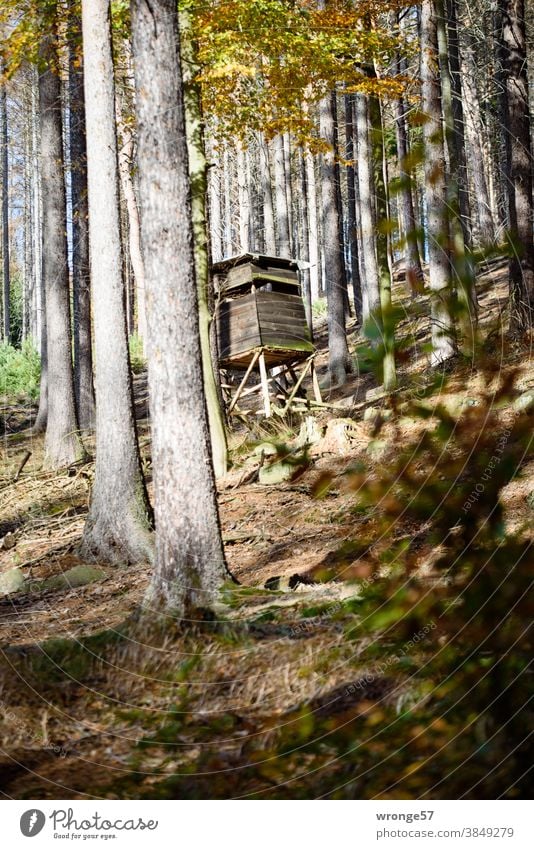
left=213, top=254, right=314, bottom=368
left=212, top=254, right=321, bottom=417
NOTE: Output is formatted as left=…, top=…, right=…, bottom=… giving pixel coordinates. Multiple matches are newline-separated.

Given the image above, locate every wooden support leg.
left=258, top=351, right=271, bottom=417
left=311, top=359, right=323, bottom=403
left=227, top=349, right=260, bottom=415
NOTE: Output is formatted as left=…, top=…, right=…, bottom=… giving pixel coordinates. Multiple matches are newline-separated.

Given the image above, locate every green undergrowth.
left=0, top=339, right=40, bottom=401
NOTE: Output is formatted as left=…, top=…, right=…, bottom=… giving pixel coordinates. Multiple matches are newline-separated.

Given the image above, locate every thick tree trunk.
left=38, top=30, right=83, bottom=466
left=131, top=0, right=227, bottom=613
left=0, top=71, right=9, bottom=343
left=421, top=0, right=457, bottom=363
left=80, top=0, right=153, bottom=564
left=273, top=133, right=291, bottom=257
left=68, top=6, right=95, bottom=429
left=500, top=0, right=534, bottom=332
left=319, top=91, right=350, bottom=385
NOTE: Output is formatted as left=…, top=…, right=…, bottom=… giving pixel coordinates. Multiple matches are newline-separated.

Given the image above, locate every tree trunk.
left=304, top=152, right=320, bottom=301
left=421, top=0, right=457, bottom=363
left=392, top=19, right=424, bottom=294
left=459, top=25, right=496, bottom=246
left=259, top=133, right=276, bottom=254
left=38, top=29, right=83, bottom=466
left=500, top=0, right=534, bottom=332
left=369, top=93, right=397, bottom=391
left=297, top=145, right=313, bottom=335
left=437, top=0, right=478, bottom=351
left=345, top=93, right=362, bottom=318
left=236, top=143, right=251, bottom=252
left=68, top=4, right=95, bottom=429
left=273, top=133, right=291, bottom=257
left=115, top=105, right=146, bottom=342
left=0, top=69, right=9, bottom=343
left=354, top=89, right=381, bottom=331
left=180, top=7, right=228, bottom=479
left=131, top=0, right=227, bottom=613
left=319, top=91, right=350, bottom=385
left=80, top=0, right=153, bottom=564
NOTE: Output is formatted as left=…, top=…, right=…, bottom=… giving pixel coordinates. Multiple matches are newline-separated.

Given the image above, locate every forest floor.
left=0, top=258, right=532, bottom=799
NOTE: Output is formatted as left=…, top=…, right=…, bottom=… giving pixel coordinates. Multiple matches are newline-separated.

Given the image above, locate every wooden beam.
left=227, top=349, right=261, bottom=414
left=258, top=350, right=271, bottom=417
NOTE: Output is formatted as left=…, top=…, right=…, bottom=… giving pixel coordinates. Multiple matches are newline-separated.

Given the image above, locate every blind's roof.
left=211, top=253, right=299, bottom=274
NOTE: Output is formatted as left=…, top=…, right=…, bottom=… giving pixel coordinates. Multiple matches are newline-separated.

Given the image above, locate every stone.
left=366, top=439, right=388, bottom=458
left=513, top=389, right=534, bottom=414
left=0, top=568, right=25, bottom=595
left=363, top=406, right=393, bottom=423
left=526, top=491, right=534, bottom=510
left=296, top=416, right=324, bottom=448
left=317, top=418, right=366, bottom=456
left=259, top=460, right=295, bottom=485
left=41, top=565, right=107, bottom=592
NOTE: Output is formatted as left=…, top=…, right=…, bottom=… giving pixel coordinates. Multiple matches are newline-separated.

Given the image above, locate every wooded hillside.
left=0, top=0, right=532, bottom=801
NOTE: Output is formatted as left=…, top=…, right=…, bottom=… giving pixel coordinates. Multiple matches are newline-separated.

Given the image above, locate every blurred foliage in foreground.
left=120, top=369, right=532, bottom=799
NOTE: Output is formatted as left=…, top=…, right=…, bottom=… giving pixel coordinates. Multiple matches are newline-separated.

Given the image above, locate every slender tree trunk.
left=131, top=0, right=227, bottom=613
left=283, top=132, right=294, bottom=253
left=208, top=139, right=223, bottom=262
left=345, top=93, right=362, bottom=317
left=319, top=91, right=350, bottom=385
left=222, top=144, right=233, bottom=256
left=460, top=26, right=496, bottom=245
left=437, top=0, right=478, bottom=351
left=297, top=145, right=313, bottom=334
left=421, top=0, right=457, bottom=363
left=355, top=89, right=381, bottom=331
left=115, top=105, right=146, bottom=342
left=392, top=24, right=424, bottom=294
left=0, top=70, right=9, bottom=343
left=80, top=0, right=153, bottom=564
left=500, top=0, right=534, bottom=332
left=38, top=29, right=83, bottom=466
left=259, top=133, right=276, bottom=254
left=68, top=5, right=95, bottom=429
left=180, top=7, right=228, bottom=479
left=369, top=93, right=397, bottom=391
left=236, top=143, right=251, bottom=253
left=273, top=133, right=291, bottom=257
left=305, top=150, right=320, bottom=300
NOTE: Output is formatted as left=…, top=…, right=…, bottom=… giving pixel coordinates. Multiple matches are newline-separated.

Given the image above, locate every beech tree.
left=80, top=0, right=152, bottom=564
left=131, top=0, right=226, bottom=612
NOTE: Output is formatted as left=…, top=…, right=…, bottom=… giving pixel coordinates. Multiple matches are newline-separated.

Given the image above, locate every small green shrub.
left=129, top=333, right=146, bottom=374
left=0, top=339, right=41, bottom=400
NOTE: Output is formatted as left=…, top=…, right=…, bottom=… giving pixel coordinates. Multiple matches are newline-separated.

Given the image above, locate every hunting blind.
left=213, top=254, right=322, bottom=417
